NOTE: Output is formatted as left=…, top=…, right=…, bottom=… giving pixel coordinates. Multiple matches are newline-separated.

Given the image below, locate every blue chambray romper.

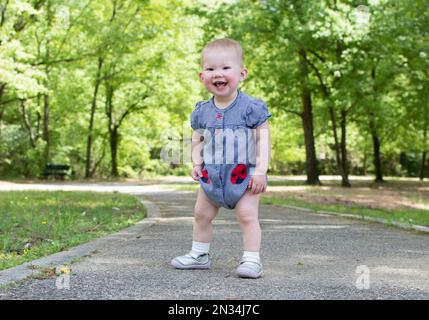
left=190, top=90, right=272, bottom=209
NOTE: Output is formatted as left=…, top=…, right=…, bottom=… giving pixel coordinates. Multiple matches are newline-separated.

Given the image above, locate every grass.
left=261, top=196, right=429, bottom=227
left=163, top=183, right=429, bottom=228
left=0, top=191, right=146, bottom=271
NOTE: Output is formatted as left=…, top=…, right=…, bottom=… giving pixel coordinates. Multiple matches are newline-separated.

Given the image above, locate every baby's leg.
left=170, top=188, right=218, bottom=270
left=235, top=190, right=263, bottom=278
left=235, top=189, right=261, bottom=251
left=192, top=187, right=220, bottom=243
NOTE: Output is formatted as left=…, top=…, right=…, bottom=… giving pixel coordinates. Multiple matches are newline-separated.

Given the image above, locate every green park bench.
left=43, top=163, right=71, bottom=180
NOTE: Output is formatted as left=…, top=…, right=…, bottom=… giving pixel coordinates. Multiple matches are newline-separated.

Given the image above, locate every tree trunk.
left=299, top=49, right=321, bottom=185
left=370, top=122, right=383, bottom=182
left=0, top=1, right=7, bottom=27
left=305, top=45, right=343, bottom=185
left=110, top=126, right=119, bottom=177
left=334, top=40, right=351, bottom=187
left=105, top=83, right=119, bottom=178
left=85, top=57, right=104, bottom=178
left=363, top=149, right=368, bottom=176
left=340, top=109, right=351, bottom=187
left=20, top=100, right=37, bottom=148
left=370, top=68, right=383, bottom=183
left=420, top=150, right=427, bottom=181
left=328, top=105, right=343, bottom=177
left=42, top=0, right=52, bottom=166
left=43, top=89, right=50, bottom=162
left=0, top=106, right=3, bottom=136
left=0, top=83, right=5, bottom=136
left=420, top=115, right=428, bottom=181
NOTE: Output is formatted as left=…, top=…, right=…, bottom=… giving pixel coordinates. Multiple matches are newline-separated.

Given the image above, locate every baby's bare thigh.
left=236, top=189, right=260, bottom=213
left=195, top=187, right=220, bottom=212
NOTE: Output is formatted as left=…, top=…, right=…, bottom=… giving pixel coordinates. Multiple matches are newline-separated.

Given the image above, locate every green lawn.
left=0, top=191, right=146, bottom=271
left=261, top=196, right=429, bottom=227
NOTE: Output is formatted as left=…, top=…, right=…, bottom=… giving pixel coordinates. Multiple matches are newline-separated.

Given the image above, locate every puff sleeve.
left=245, top=100, right=272, bottom=129
left=190, top=102, right=202, bottom=130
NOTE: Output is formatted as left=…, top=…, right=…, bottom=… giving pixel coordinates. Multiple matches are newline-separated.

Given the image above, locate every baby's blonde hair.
left=201, top=38, right=244, bottom=67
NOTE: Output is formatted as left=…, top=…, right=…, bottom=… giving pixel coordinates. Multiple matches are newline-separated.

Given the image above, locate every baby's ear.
left=198, top=72, right=204, bottom=82
left=240, top=67, right=248, bottom=81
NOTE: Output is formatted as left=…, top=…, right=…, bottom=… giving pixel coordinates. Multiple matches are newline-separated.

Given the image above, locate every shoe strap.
left=239, top=258, right=261, bottom=267
left=188, top=251, right=209, bottom=260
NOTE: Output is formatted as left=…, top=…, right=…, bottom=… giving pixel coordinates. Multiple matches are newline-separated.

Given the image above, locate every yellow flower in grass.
left=59, top=266, right=70, bottom=274
left=41, top=220, right=47, bottom=225
left=55, top=266, right=71, bottom=275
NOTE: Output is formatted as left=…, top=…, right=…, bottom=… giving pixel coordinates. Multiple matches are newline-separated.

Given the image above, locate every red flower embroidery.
left=216, top=114, right=223, bottom=120
left=230, top=164, right=248, bottom=184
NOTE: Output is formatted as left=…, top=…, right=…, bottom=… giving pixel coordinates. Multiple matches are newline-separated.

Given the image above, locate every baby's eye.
left=223, top=66, right=231, bottom=70
left=206, top=68, right=214, bottom=71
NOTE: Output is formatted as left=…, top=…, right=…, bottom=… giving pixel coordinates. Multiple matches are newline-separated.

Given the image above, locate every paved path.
left=0, top=182, right=428, bottom=299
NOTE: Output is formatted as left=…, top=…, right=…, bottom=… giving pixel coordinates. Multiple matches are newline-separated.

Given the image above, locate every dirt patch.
left=267, top=180, right=429, bottom=211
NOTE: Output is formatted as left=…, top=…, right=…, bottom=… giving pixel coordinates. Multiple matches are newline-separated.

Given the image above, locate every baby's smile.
left=213, top=80, right=228, bottom=87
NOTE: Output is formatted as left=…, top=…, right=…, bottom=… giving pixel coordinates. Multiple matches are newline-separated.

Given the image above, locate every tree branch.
left=283, top=107, right=303, bottom=117
left=302, top=53, right=330, bottom=97
left=308, top=49, right=327, bottom=63
left=20, top=99, right=37, bottom=147
left=117, top=97, right=148, bottom=128
left=53, top=0, right=95, bottom=61
left=0, top=0, right=9, bottom=27
left=90, top=142, right=106, bottom=177
left=0, top=95, right=39, bottom=106
left=345, top=95, right=364, bottom=114
left=32, top=51, right=98, bottom=66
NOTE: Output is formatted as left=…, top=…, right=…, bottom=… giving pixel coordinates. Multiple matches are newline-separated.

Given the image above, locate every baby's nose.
left=213, top=70, right=223, bottom=77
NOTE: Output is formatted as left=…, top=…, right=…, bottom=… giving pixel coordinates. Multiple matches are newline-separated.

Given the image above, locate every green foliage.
left=193, top=0, right=429, bottom=177
left=0, top=0, right=428, bottom=178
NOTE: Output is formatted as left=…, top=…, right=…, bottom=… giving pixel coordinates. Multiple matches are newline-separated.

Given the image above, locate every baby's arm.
left=249, top=120, right=271, bottom=194
left=191, top=130, right=204, bottom=181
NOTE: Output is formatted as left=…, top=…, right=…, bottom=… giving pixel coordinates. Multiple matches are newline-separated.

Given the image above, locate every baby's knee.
left=236, top=208, right=258, bottom=225
left=194, top=205, right=213, bottom=223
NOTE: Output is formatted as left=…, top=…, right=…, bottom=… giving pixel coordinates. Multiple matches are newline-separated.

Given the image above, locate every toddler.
left=171, top=39, right=271, bottom=278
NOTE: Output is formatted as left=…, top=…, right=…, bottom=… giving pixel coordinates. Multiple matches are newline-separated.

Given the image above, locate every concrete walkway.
left=0, top=182, right=428, bottom=299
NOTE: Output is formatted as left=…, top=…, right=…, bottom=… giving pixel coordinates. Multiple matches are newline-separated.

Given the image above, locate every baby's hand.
left=248, top=174, right=267, bottom=194
left=191, top=165, right=203, bottom=181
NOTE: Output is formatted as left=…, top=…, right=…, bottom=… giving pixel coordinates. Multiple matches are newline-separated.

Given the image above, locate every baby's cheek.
left=227, top=78, right=239, bottom=87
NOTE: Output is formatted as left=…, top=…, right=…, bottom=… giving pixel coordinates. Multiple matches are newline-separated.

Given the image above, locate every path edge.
left=0, top=196, right=160, bottom=288
left=278, top=204, right=429, bottom=234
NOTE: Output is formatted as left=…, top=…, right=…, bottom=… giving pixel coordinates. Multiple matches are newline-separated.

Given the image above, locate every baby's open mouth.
left=213, top=81, right=227, bottom=87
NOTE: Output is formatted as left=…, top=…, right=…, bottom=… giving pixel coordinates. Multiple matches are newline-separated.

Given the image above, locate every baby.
left=171, top=38, right=271, bottom=278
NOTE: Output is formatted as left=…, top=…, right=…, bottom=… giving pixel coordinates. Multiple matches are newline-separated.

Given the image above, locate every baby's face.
left=199, top=48, right=247, bottom=99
